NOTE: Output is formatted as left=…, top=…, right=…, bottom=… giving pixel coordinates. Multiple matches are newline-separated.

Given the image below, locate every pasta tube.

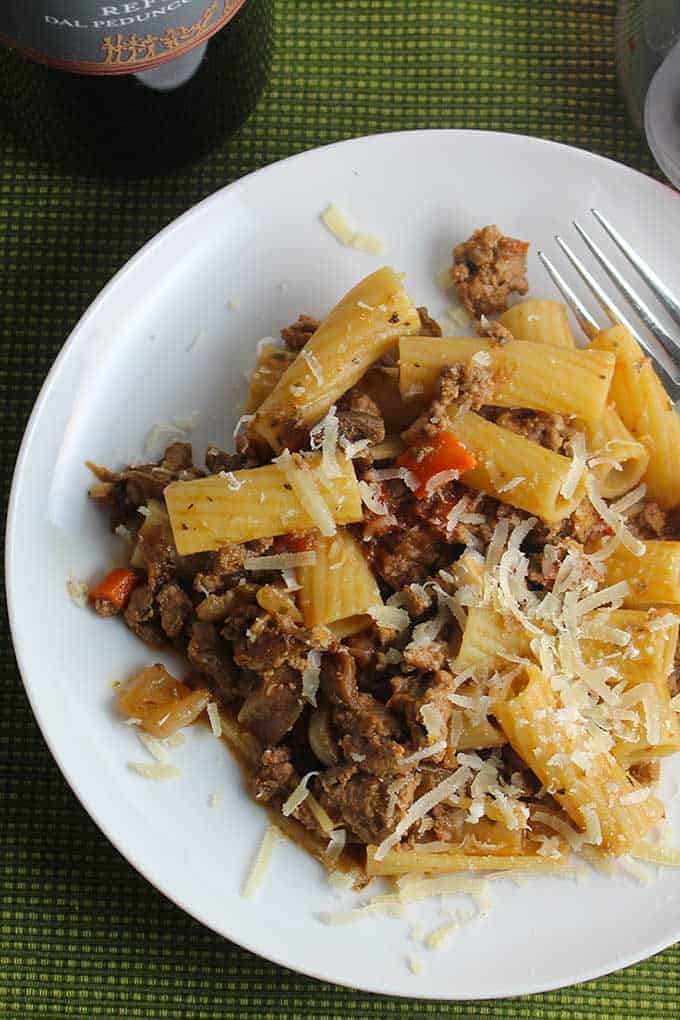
left=254, top=267, right=419, bottom=450
left=366, top=847, right=568, bottom=877
left=451, top=711, right=507, bottom=752
left=448, top=409, right=588, bottom=522
left=499, top=299, right=575, bottom=347
left=591, top=325, right=680, bottom=508
left=354, top=365, right=422, bottom=431
left=399, top=337, right=615, bottom=421
left=493, top=665, right=664, bottom=854
left=297, top=529, right=382, bottom=627
left=603, top=542, right=680, bottom=606
left=583, top=408, right=649, bottom=500
left=245, top=344, right=295, bottom=412
left=613, top=681, right=680, bottom=766
left=455, top=606, right=530, bottom=673
left=580, top=609, right=679, bottom=686
left=165, top=452, right=362, bottom=555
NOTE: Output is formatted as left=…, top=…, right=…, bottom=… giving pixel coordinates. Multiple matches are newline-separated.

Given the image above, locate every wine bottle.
left=0, top=1, right=273, bottom=176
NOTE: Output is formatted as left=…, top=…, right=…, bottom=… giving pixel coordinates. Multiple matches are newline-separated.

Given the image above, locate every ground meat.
left=88, top=443, right=204, bottom=531
left=320, top=648, right=359, bottom=707
left=238, top=665, right=304, bottom=745
left=161, top=441, right=194, bottom=473
left=123, top=584, right=165, bottom=647
left=156, top=582, right=193, bottom=637
left=476, top=319, right=514, bottom=344
left=397, top=583, right=433, bottom=619
left=388, top=670, right=454, bottom=749
left=627, top=500, right=680, bottom=541
left=193, top=544, right=249, bottom=595
left=629, top=760, right=661, bottom=785
left=248, top=746, right=297, bottom=804
left=333, top=692, right=410, bottom=777
left=451, top=224, right=529, bottom=317
left=232, top=612, right=299, bottom=673
left=490, top=408, right=577, bottom=455
left=187, top=620, right=244, bottom=702
left=315, top=765, right=418, bottom=844
left=337, top=392, right=385, bottom=447
left=401, top=640, right=448, bottom=674
left=280, top=314, right=320, bottom=352
left=417, top=306, right=442, bottom=337
left=403, top=363, right=498, bottom=445
left=370, top=518, right=449, bottom=589
left=204, top=446, right=245, bottom=474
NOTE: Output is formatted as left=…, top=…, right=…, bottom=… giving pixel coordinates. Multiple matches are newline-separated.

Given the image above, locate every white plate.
left=7, top=130, right=680, bottom=1000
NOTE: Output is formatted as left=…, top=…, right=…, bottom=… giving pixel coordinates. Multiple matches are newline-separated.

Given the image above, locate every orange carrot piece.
left=397, top=431, right=476, bottom=498
left=89, top=567, right=139, bottom=611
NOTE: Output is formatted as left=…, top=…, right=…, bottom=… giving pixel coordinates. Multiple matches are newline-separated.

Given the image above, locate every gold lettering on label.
left=100, top=1, right=220, bottom=65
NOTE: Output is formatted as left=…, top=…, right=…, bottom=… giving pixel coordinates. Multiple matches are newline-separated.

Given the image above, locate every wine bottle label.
left=0, top=1, right=246, bottom=75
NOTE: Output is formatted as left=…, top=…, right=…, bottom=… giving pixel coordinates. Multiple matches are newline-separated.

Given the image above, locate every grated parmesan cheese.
left=66, top=573, right=89, bottom=608
left=242, top=823, right=282, bottom=898
left=400, top=740, right=447, bottom=766
left=338, top=436, right=371, bottom=459
left=301, top=348, right=324, bottom=384
left=408, top=954, right=425, bottom=975
left=373, top=765, right=473, bottom=861
left=560, top=433, right=587, bottom=500
left=368, top=604, right=410, bottom=631
left=281, top=568, right=300, bottom=591
left=137, top=731, right=171, bottom=763
left=620, top=787, right=651, bottom=806
left=419, top=704, right=447, bottom=742
left=207, top=702, right=222, bottom=738
left=244, top=551, right=317, bottom=571
left=325, top=828, right=347, bottom=861
left=301, top=649, right=322, bottom=706
left=581, top=805, right=603, bottom=846
left=275, top=449, right=337, bottom=537
left=233, top=412, right=255, bottom=440
left=310, top=405, right=342, bottom=479
left=321, top=202, right=386, bottom=254
left=424, top=469, right=461, bottom=497
left=128, top=762, right=180, bottom=781
left=282, top=770, right=319, bottom=816
left=219, top=470, right=243, bottom=491
left=586, top=475, right=646, bottom=558
left=497, top=476, right=525, bottom=494
left=471, top=350, right=492, bottom=367
left=358, top=480, right=389, bottom=516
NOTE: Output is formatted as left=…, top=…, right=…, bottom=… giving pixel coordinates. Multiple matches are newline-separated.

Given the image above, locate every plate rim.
left=6, top=128, right=679, bottom=1000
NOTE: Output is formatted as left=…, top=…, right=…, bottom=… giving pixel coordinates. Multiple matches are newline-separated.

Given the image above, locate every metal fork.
left=537, top=208, right=680, bottom=404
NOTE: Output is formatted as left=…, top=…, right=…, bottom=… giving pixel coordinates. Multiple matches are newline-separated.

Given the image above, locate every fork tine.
left=591, top=208, right=680, bottom=328
left=553, top=233, right=666, bottom=357
left=536, top=249, right=600, bottom=340
left=573, top=219, right=680, bottom=380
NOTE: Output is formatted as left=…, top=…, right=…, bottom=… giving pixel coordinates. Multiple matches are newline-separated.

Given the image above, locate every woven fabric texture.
left=1, top=1, right=676, bottom=1017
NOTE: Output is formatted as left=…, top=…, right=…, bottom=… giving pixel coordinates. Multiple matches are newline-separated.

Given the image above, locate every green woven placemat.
left=1, top=1, right=677, bottom=1016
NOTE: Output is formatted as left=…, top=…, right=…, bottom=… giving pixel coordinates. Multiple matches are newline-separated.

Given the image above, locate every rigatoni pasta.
left=399, top=336, right=615, bottom=421
left=297, top=530, right=382, bottom=627
left=493, top=665, right=664, bottom=854
left=603, top=542, right=680, bottom=606
left=254, top=267, right=420, bottom=450
left=165, top=452, right=363, bottom=554
left=446, top=409, right=588, bottom=521
left=591, top=325, right=680, bottom=508
left=499, top=298, right=575, bottom=347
